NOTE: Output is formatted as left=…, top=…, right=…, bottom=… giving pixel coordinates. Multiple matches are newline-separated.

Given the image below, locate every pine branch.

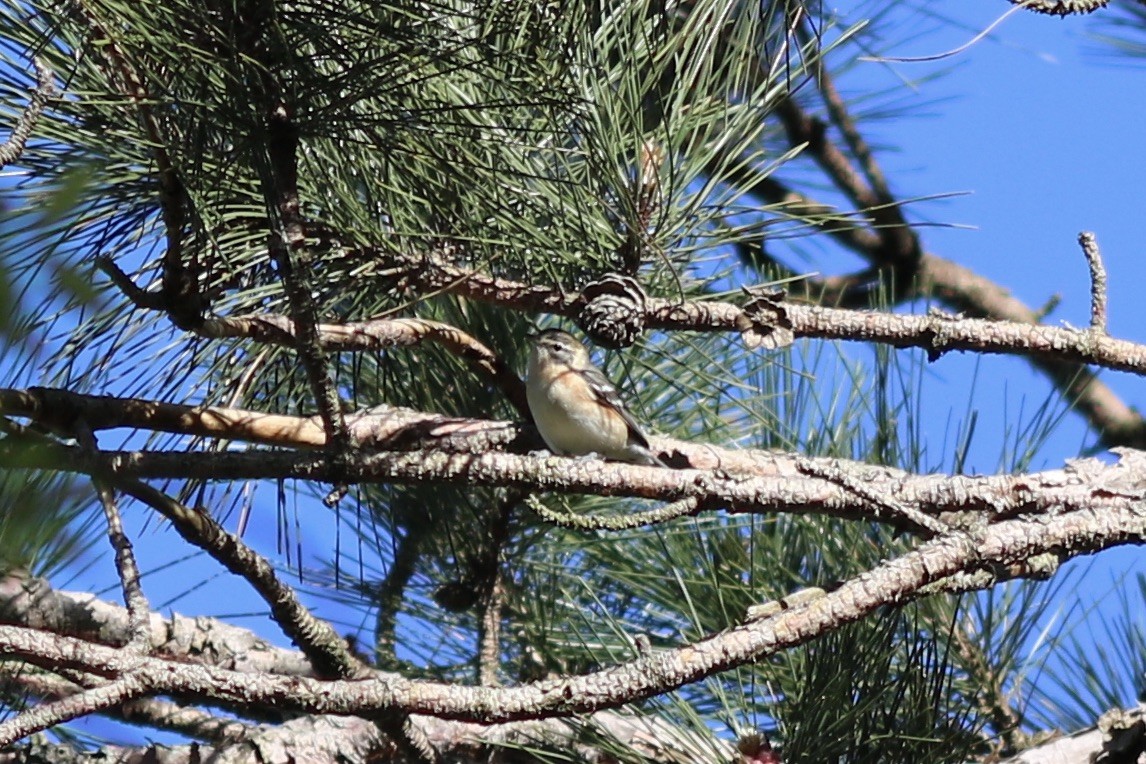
left=2, top=495, right=1144, bottom=731
left=4, top=394, right=1146, bottom=539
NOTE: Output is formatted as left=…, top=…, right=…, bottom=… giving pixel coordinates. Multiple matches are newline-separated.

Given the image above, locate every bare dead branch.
left=0, top=672, right=151, bottom=747
left=199, top=315, right=529, bottom=416
left=917, top=553, right=1061, bottom=600
left=0, top=573, right=313, bottom=678
left=794, top=456, right=949, bottom=536
left=74, top=424, right=151, bottom=651
left=2, top=667, right=254, bottom=744
left=0, top=388, right=527, bottom=453
left=1078, top=231, right=1107, bottom=334
left=348, top=249, right=1146, bottom=394
left=0, top=695, right=731, bottom=762
left=0, top=577, right=730, bottom=761
left=1, top=484, right=1143, bottom=725
left=4, top=408, right=1145, bottom=541
left=0, top=425, right=364, bottom=680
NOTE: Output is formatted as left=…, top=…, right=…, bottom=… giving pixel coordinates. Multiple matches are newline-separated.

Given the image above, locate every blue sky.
left=9, top=0, right=1146, bottom=746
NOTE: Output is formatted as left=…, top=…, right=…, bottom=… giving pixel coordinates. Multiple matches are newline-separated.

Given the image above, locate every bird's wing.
left=580, top=365, right=653, bottom=448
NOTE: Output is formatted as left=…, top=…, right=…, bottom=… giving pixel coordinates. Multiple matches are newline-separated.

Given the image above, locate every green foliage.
left=1026, top=570, right=1146, bottom=732
left=1089, top=1, right=1146, bottom=59
left=0, top=468, right=97, bottom=577
left=778, top=609, right=986, bottom=763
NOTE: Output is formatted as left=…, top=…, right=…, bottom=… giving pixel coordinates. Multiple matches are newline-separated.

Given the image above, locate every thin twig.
left=74, top=424, right=151, bottom=651
left=374, top=523, right=429, bottom=671
left=1078, top=231, right=1107, bottom=334
left=473, top=492, right=519, bottom=686
left=263, top=103, right=351, bottom=461
left=477, top=573, right=503, bottom=687
left=0, top=58, right=57, bottom=168
left=794, top=457, right=948, bottom=536
left=75, top=0, right=199, bottom=327
left=780, top=71, right=919, bottom=273
left=802, top=18, right=892, bottom=209
left=527, top=495, right=703, bottom=532
left=953, top=624, right=1027, bottom=756
left=94, top=256, right=166, bottom=310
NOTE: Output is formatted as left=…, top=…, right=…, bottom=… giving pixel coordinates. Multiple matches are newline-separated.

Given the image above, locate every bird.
left=525, top=329, right=667, bottom=467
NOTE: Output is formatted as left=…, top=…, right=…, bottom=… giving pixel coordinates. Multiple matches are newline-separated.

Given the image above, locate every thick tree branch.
left=2, top=669, right=253, bottom=743
left=200, top=298, right=1146, bottom=383
left=0, top=698, right=727, bottom=763
left=354, top=248, right=1146, bottom=385
left=0, top=574, right=313, bottom=692
left=917, top=253, right=1144, bottom=447
left=3, top=401, right=1145, bottom=538
left=0, top=672, right=151, bottom=746
left=1, top=487, right=1143, bottom=728
left=0, top=579, right=730, bottom=760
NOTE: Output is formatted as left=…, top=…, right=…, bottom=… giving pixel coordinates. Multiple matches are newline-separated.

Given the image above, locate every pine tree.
left=0, top=1, right=1142, bottom=761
